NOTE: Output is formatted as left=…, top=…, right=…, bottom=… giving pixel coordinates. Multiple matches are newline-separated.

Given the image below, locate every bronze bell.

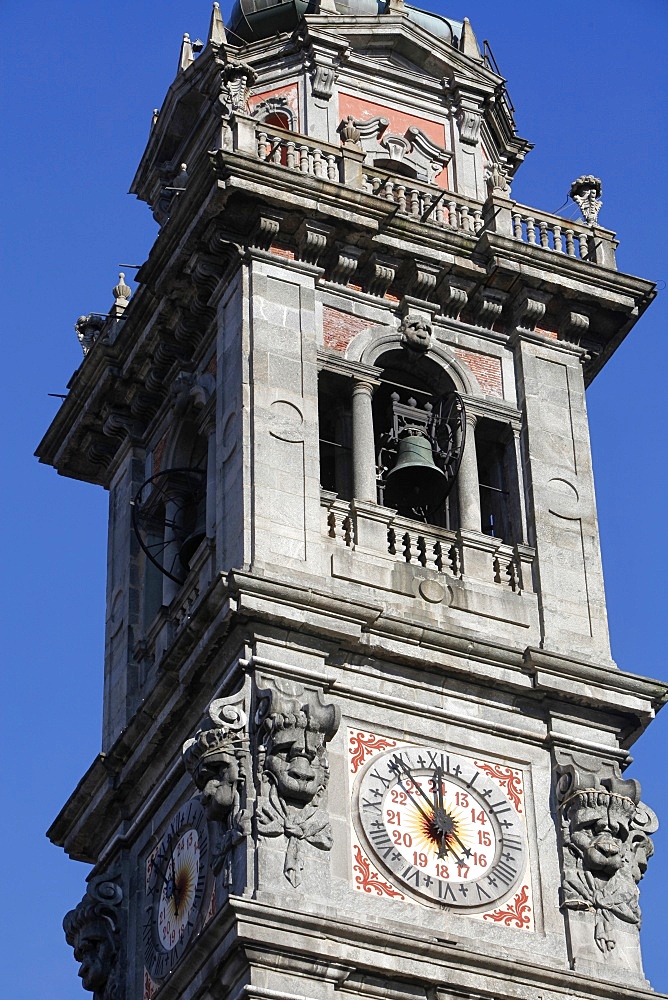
left=384, top=431, right=445, bottom=510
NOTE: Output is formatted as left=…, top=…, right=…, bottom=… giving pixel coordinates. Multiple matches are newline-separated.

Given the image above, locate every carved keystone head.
left=400, top=314, right=432, bottom=354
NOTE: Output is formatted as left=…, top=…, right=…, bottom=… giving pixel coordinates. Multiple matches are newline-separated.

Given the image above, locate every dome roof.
left=228, top=0, right=462, bottom=46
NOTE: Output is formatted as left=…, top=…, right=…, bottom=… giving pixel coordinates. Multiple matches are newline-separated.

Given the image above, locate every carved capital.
left=255, top=677, right=340, bottom=887
left=296, top=219, right=333, bottom=266
left=512, top=288, right=551, bottom=332
left=64, top=874, right=123, bottom=1000
left=555, top=764, right=658, bottom=954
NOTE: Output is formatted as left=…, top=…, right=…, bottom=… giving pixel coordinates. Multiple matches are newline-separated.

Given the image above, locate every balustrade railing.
left=362, top=170, right=485, bottom=234
left=511, top=205, right=592, bottom=261
left=387, top=517, right=460, bottom=576
left=320, top=495, right=532, bottom=592
left=232, top=118, right=616, bottom=269
left=255, top=124, right=343, bottom=182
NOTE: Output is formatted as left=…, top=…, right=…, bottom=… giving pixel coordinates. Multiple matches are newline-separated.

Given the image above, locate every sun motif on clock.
left=144, top=799, right=211, bottom=981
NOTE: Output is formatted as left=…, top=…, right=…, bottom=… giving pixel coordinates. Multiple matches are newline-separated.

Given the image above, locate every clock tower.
left=38, top=3, right=666, bottom=1000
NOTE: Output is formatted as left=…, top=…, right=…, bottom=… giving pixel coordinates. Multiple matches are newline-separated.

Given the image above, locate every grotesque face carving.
left=72, top=919, right=116, bottom=993
left=565, top=790, right=636, bottom=876
left=264, top=717, right=328, bottom=805
left=400, top=315, right=432, bottom=353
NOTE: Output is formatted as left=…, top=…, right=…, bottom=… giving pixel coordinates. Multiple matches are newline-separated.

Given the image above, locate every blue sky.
left=2, top=1, right=666, bottom=995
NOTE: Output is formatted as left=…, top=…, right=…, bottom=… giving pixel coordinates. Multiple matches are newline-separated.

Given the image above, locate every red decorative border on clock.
left=474, top=761, right=523, bottom=813
left=348, top=730, right=397, bottom=774
left=352, top=843, right=405, bottom=899
left=143, top=969, right=159, bottom=1000
left=483, top=885, right=531, bottom=928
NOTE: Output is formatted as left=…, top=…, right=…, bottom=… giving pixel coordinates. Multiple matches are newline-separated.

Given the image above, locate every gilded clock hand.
left=168, top=837, right=180, bottom=916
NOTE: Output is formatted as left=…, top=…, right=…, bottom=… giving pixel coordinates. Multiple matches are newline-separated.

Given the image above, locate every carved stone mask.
left=565, top=790, right=636, bottom=875
left=265, top=715, right=328, bottom=804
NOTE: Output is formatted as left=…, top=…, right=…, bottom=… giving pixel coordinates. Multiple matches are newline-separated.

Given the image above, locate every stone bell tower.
left=38, top=2, right=666, bottom=999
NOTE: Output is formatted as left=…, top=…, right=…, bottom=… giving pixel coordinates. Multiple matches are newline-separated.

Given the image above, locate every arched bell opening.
left=373, top=350, right=465, bottom=529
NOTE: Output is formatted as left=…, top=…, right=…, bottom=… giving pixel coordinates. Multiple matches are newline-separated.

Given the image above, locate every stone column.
left=457, top=412, right=481, bottom=531
left=351, top=379, right=378, bottom=503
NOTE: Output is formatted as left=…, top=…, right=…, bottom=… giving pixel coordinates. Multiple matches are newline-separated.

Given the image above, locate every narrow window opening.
left=318, top=372, right=353, bottom=499
left=475, top=418, right=521, bottom=543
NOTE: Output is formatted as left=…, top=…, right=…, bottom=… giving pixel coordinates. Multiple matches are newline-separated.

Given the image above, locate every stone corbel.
left=311, top=64, right=337, bottom=100
left=330, top=245, right=363, bottom=285
left=472, top=288, right=508, bottom=329
left=365, top=253, right=399, bottom=297
left=559, top=308, right=590, bottom=345
left=102, top=410, right=143, bottom=443
left=457, top=108, right=482, bottom=146
left=83, top=432, right=117, bottom=468
left=436, top=275, right=475, bottom=321
left=405, top=260, right=441, bottom=302
left=511, top=288, right=551, bottom=333
left=296, top=219, right=333, bottom=266
left=249, top=209, right=285, bottom=250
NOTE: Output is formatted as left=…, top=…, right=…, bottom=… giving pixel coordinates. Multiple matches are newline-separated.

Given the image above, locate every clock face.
left=144, top=799, right=210, bottom=980
left=356, top=745, right=526, bottom=908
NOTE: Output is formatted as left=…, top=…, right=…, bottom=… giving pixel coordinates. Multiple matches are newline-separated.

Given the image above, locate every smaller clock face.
left=144, top=799, right=210, bottom=981
left=357, top=745, right=526, bottom=908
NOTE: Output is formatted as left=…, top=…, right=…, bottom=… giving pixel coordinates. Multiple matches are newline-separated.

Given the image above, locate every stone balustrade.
left=511, top=205, right=591, bottom=259
left=226, top=118, right=619, bottom=271
left=321, top=494, right=534, bottom=594
left=387, top=516, right=460, bottom=576
left=255, top=125, right=343, bottom=182
left=361, top=170, right=485, bottom=234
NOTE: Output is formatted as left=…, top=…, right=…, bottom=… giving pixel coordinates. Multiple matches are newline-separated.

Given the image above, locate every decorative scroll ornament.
left=569, top=175, right=602, bottom=226
left=556, top=765, right=658, bottom=953
left=183, top=686, right=252, bottom=882
left=255, top=678, right=340, bottom=887
left=63, top=875, right=123, bottom=1000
